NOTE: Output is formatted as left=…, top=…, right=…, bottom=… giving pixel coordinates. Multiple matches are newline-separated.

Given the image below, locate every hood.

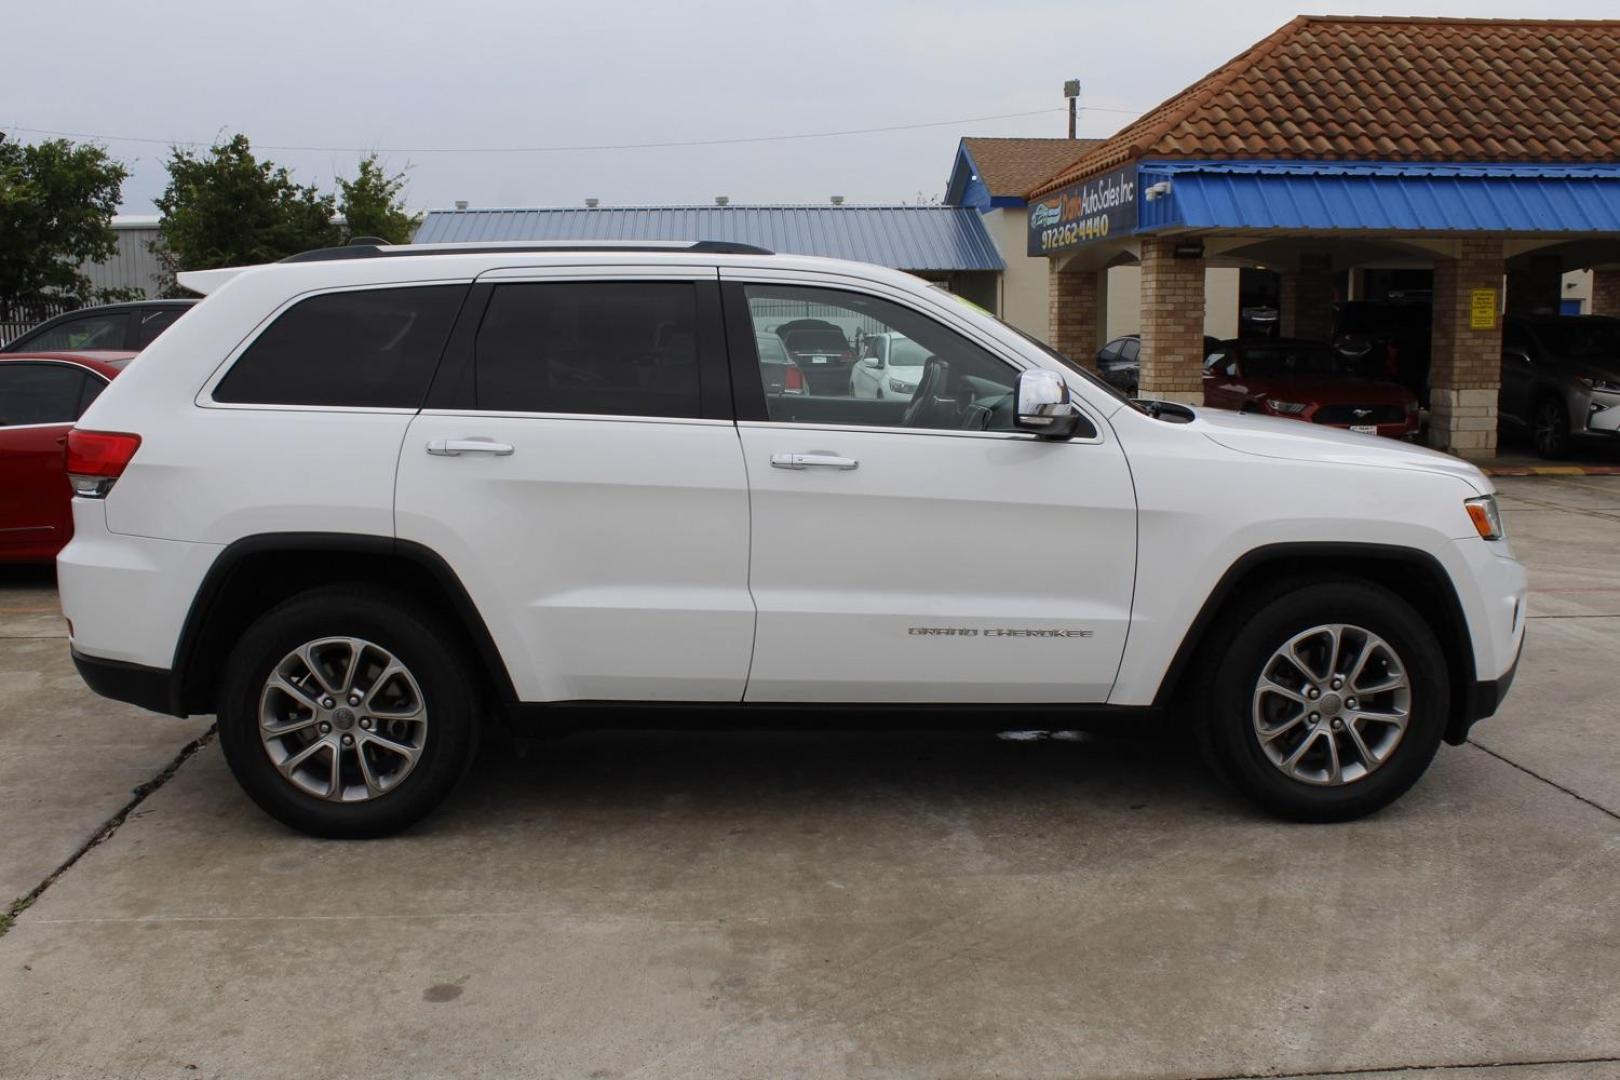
left=1241, top=375, right=1413, bottom=405
left=1187, top=406, right=1490, bottom=492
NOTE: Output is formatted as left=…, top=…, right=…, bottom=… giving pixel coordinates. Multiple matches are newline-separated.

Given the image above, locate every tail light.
left=783, top=365, right=806, bottom=394
left=66, top=429, right=142, bottom=498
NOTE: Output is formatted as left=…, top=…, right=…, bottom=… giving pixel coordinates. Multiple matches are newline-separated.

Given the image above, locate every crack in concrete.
left=1467, top=740, right=1620, bottom=823
left=0, top=726, right=216, bottom=938
left=1183, top=1051, right=1620, bottom=1078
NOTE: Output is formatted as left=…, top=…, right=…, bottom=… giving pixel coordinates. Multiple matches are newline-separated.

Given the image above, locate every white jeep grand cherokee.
left=59, top=241, right=1525, bottom=837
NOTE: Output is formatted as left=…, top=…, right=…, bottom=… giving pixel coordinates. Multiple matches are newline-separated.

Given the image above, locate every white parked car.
left=849, top=331, right=929, bottom=400
left=60, top=240, right=1525, bottom=837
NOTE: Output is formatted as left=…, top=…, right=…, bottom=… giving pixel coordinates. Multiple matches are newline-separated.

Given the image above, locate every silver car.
left=1500, top=315, right=1620, bottom=458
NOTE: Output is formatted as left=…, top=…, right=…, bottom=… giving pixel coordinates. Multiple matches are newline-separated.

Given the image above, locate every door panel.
left=737, top=424, right=1136, bottom=702
left=719, top=273, right=1136, bottom=704
left=393, top=271, right=753, bottom=703
left=0, top=423, right=73, bottom=556
left=396, top=415, right=753, bottom=701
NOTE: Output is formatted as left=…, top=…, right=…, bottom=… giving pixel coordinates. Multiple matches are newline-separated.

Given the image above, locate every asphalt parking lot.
left=0, top=475, right=1616, bottom=1080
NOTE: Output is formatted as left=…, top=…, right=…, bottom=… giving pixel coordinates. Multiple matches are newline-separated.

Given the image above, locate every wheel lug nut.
left=319, top=721, right=332, bottom=734
left=341, top=734, right=354, bottom=746
left=1307, top=687, right=1320, bottom=699
left=1346, top=698, right=1358, bottom=709
left=348, top=694, right=361, bottom=706
left=1331, top=719, right=1344, bottom=731
left=1310, top=713, right=1321, bottom=724
left=360, top=718, right=372, bottom=730
left=1331, top=679, right=1342, bottom=689
left=321, top=697, right=335, bottom=709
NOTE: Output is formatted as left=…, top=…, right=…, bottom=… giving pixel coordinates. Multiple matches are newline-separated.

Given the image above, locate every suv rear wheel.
left=218, top=586, right=478, bottom=838
left=1196, top=580, right=1448, bottom=822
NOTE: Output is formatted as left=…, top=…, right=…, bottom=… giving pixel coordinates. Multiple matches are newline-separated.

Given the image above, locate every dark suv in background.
left=1, top=300, right=195, bottom=354
left=1501, top=315, right=1620, bottom=457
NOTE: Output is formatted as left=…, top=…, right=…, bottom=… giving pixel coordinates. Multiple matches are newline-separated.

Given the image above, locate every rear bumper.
left=71, top=648, right=183, bottom=717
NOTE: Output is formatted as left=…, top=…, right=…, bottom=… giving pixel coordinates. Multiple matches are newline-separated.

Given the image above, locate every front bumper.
left=1450, top=634, right=1522, bottom=745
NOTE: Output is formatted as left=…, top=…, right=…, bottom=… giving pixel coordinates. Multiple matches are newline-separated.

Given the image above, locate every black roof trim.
left=280, top=240, right=774, bottom=264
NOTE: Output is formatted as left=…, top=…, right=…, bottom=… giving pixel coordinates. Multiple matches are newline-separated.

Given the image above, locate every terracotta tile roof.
left=1030, top=16, right=1620, bottom=198
left=960, top=137, right=1102, bottom=197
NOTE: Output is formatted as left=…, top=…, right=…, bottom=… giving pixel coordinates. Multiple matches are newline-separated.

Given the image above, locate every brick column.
left=1429, top=239, right=1504, bottom=460
left=1593, top=268, right=1620, bottom=317
left=1047, top=267, right=1103, bottom=370
left=1279, top=253, right=1334, bottom=340
left=1506, top=254, right=1562, bottom=316
left=1138, top=238, right=1205, bottom=403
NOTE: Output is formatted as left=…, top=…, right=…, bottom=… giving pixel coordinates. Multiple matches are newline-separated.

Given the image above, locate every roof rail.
left=279, top=239, right=774, bottom=263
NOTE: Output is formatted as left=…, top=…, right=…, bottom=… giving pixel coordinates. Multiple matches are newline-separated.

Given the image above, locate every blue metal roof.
left=413, top=206, right=1005, bottom=272
left=1137, top=160, right=1620, bottom=235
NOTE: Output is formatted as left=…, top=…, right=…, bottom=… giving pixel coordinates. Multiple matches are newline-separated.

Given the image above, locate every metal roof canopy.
left=413, top=205, right=1005, bottom=272
left=1137, top=160, right=1620, bottom=236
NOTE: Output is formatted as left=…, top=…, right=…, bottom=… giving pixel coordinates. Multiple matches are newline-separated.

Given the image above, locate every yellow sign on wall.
left=1470, top=288, right=1498, bottom=330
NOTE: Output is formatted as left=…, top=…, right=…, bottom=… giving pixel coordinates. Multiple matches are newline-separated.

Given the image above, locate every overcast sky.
left=8, top=0, right=1620, bottom=216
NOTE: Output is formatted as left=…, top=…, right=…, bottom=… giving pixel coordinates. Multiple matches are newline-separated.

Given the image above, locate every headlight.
left=1465, top=494, right=1504, bottom=541
left=1265, top=399, right=1309, bottom=415
left=889, top=378, right=917, bottom=394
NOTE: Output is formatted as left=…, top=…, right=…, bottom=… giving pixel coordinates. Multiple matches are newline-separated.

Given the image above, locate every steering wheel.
left=900, top=357, right=950, bottom=428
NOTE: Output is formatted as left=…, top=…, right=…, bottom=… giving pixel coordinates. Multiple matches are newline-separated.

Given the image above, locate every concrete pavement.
left=0, top=477, right=1616, bottom=1079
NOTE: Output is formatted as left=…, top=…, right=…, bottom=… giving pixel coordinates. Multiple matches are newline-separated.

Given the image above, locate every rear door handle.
left=770, top=452, right=858, bottom=471
left=426, top=438, right=515, bottom=457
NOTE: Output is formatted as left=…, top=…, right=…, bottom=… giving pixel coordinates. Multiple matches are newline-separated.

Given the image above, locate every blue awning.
left=413, top=205, right=1005, bottom=272
left=1137, top=160, right=1620, bottom=235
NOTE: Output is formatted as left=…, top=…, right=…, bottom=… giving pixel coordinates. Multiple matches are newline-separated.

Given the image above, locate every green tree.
left=338, top=155, right=420, bottom=244
left=152, top=134, right=339, bottom=295
left=0, top=136, right=128, bottom=304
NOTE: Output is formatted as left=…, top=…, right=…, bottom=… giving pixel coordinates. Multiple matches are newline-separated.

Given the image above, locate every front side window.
left=215, top=286, right=464, bottom=408
left=741, top=284, right=1024, bottom=432
left=474, top=282, right=702, bottom=419
left=0, top=364, right=90, bottom=426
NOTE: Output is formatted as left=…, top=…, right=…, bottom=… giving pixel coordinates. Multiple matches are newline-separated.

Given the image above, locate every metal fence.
left=0, top=298, right=78, bottom=347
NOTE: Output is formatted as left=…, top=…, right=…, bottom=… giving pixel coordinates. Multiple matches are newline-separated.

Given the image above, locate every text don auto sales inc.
left=1026, top=165, right=1139, bottom=255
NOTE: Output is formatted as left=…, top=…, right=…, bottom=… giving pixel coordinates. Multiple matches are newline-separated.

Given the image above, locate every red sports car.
left=1202, top=338, right=1419, bottom=439
left=0, top=351, right=135, bottom=563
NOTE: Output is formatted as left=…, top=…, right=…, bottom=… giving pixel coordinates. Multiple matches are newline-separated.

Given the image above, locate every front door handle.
left=770, top=452, right=858, bottom=471
left=426, top=438, right=515, bottom=457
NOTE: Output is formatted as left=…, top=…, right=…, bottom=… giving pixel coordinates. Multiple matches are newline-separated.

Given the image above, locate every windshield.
left=1240, top=343, right=1353, bottom=378
left=889, top=337, right=929, bottom=367
left=1532, top=319, right=1620, bottom=359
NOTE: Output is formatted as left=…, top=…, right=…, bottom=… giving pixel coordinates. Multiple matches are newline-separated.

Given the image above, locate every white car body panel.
left=58, top=245, right=1524, bottom=732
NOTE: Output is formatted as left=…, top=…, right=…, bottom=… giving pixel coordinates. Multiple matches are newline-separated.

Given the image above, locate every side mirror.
left=1014, top=369, right=1082, bottom=439
left=862, top=355, right=883, bottom=368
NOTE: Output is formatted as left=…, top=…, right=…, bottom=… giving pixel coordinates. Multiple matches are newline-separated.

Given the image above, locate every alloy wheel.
left=1250, top=623, right=1411, bottom=786
left=258, top=636, right=429, bottom=802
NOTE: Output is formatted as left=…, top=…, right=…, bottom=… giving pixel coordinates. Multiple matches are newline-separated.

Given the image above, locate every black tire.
left=1193, top=579, right=1449, bottom=823
left=1532, top=395, right=1571, bottom=459
left=218, top=585, right=479, bottom=838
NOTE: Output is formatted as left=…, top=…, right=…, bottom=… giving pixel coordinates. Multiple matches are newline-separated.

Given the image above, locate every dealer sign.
left=1027, top=164, right=1138, bottom=256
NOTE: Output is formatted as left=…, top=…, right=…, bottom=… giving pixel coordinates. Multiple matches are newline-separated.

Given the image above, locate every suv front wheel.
left=218, top=586, right=478, bottom=838
left=1197, top=580, right=1449, bottom=822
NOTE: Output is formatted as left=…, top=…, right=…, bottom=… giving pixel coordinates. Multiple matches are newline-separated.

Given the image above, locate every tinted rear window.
left=473, top=282, right=702, bottom=418
left=214, top=286, right=465, bottom=407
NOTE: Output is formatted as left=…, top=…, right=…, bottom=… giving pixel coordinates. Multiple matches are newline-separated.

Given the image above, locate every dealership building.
left=1005, top=15, right=1620, bottom=459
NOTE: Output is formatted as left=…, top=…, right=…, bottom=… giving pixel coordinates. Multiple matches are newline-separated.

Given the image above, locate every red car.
left=0, top=351, right=135, bottom=562
left=1202, top=338, right=1419, bottom=439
